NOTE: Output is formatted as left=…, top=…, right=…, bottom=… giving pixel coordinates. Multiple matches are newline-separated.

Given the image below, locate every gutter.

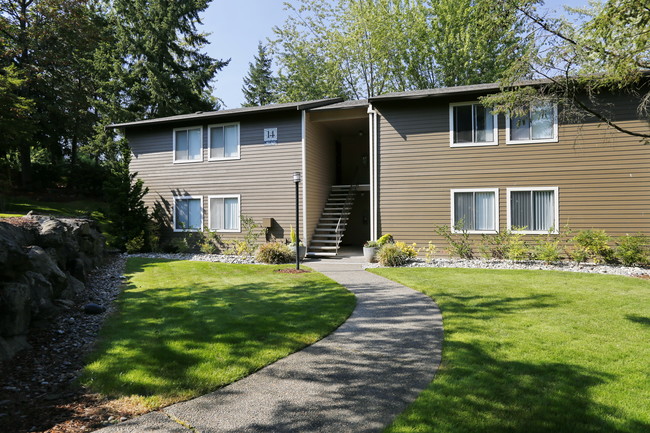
left=367, top=104, right=379, bottom=241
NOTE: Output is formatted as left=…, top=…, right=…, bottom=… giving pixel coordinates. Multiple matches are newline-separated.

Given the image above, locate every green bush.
left=125, top=232, right=145, bottom=254
left=377, top=233, right=394, bottom=247
left=199, top=229, right=222, bottom=254
left=615, top=234, right=649, bottom=267
left=505, top=232, right=530, bottom=261
left=170, top=237, right=192, bottom=253
left=572, top=229, right=616, bottom=264
left=424, top=241, right=436, bottom=264
left=377, top=243, right=408, bottom=267
left=435, top=224, right=473, bottom=259
left=571, top=247, right=590, bottom=264
left=255, top=242, right=295, bottom=264
left=534, top=239, right=562, bottom=264
left=395, top=241, right=418, bottom=258
left=479, top=231, right=513, bottom=259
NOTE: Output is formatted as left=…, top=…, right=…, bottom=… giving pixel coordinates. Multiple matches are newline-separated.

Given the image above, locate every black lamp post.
left=293, top=171, right=301, bottom=270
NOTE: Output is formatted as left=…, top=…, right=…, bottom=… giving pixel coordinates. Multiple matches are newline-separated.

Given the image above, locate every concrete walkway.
left=98, top=255, right=443, bottom=433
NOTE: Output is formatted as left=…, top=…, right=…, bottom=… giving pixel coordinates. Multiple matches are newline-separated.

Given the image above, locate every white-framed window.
left=173, top=127, right=203, bottom=163
left=451, top=188, right=499, bottom=233
left=449, top=102, right=498, bottom=147
left=507, top=187, right=559, bottom=234
left=173, top=196, right=203, bottom=232
left=208, top=123, right=240, bottom=160
left=208, top=195, right=241, bottom=232
left=506, top=103, right=558, bottom=144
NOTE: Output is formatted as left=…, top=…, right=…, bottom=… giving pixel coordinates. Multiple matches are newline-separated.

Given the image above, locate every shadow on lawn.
left=626, top=314, right=650, bottom=327
left=82, top=259, right=354, bottom=399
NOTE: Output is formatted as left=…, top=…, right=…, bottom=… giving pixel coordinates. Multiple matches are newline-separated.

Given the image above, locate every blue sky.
left=202, top=0, right=590, bottom=108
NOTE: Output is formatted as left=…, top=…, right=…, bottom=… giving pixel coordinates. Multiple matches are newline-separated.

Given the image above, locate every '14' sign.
left=264, top=128, right=278, bottom=145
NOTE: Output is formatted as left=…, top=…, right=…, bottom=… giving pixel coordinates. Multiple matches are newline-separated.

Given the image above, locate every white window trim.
left=505, top=104, right=559, bottom=145
left=173, top=195, right=203, bottom=232
left=506, top=187, right=559, bottom=234
left=207, top=194, right=241, bottom=233
left=450, top=188, right=500, bottom=234
left=449, top=101, right=499, bottom=148
left=208, top=122, right=241, bottom=161
left=172, top=126, right=204, bottom=164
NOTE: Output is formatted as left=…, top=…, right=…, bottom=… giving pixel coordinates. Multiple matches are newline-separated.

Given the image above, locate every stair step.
left=312, top=234, right=339, bottom=237
left=306, top=252, right=338, bottom=257
left=309, top=246, right=339, bottom=250
left=311, top=239, right=341, bottom=243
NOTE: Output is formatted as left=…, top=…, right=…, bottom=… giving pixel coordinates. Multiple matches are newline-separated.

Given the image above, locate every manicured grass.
left=370, top=268, right=650, bottom=433
left=82, top=258, right=355, bottom=409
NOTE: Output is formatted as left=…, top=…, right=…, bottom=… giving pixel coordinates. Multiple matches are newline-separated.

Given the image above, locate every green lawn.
left=0, top=196, right=106, bottom=219
left=370, top=268, right=650, bottom=433
left=82, top=258, right=355, bottom=409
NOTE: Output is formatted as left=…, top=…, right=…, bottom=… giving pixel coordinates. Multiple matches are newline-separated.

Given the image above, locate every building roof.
left=109, top=77, right=557, bottom=129
left=108, top=97, right=344, bottom=129
left=368, top=79, right=550, bottom=102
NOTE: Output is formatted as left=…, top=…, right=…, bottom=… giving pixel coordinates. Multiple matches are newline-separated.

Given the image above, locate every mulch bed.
left=274, top=268, right=312, bottom=274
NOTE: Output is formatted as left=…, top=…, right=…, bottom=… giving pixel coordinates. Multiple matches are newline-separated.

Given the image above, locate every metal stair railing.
left=334, top=182, right=358, bottom=255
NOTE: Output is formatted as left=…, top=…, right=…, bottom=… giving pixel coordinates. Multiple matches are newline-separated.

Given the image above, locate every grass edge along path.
left=81, top=258, right=356, bottom=411
left=370, top=268, right=650, bottom=433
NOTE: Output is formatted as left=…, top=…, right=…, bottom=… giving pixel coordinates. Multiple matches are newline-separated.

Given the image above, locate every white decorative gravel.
left=364, top=257, right=650, bottom=277
left=128, top=253, right=649, bottom=277
left=129, top=252, right=263, bottom=265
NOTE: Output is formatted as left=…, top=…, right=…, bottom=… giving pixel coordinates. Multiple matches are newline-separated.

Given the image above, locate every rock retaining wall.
left=0, top=215, right=105, bottom=361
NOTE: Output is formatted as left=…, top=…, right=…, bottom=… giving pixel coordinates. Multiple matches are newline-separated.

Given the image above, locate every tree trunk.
left=19, top=141, right=31, bottom=189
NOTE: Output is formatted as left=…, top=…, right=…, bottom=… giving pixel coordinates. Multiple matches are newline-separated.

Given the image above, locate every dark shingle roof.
left=107, top=97, right=344, bottom=129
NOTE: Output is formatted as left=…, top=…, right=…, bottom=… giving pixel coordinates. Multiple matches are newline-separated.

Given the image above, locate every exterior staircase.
left=307, top=185, right=357, bottom=257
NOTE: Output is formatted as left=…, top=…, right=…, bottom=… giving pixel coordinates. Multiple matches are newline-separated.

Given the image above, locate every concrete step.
left=306, top=251, right=338, bottom=257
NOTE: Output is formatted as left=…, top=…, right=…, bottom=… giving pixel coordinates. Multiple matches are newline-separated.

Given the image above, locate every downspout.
left=367, top=104, right=379, bottom=241
left=301, top=110, right=308, bottom=246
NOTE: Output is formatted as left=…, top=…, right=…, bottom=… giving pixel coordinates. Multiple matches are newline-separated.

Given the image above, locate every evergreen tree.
left=242, top=42, right=277, bottom=107
left=99, top=0, right=229, bottom=120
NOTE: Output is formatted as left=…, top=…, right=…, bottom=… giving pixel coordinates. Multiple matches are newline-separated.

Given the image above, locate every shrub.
left=170, top=237, right=191, bottom=253
left=505, top=232, right=529, bottom=261
left=125, top=232, right=145, bottom=254
left=534, top=239, right=562, bottom=264
left=572, top=229, right=616, bottom=264
left=255, top=242, right=295, bottom=264
left=424, top=241, right=436, bottom=264
left=615, top=234, right=649, bottom=266
left=395, top=241, right=419, bottom=258
left=435, top=224, right=473, bottom=259
left=376, top=243, right=408, bottom=267
left=479, top=231, right=513, bottom=259
left=241, top=215, right=266, bottom=255
left=364, top=240, right=378, bottom=248
left=571, top=248, right=590, bottom=264
left=377, top=233, right=394, bottom=247
left=199, top=229, right=222, bottom=254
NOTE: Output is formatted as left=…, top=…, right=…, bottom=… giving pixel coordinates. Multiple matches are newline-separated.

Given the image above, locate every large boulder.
left=0, top=222, right=30, bottom=280
left=0, top=281, right=32, bottom=337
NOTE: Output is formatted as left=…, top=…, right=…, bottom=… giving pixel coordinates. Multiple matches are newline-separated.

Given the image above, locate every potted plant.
left=289, top=225, right=306, bottom=259
left=363, top=240, right=378, bottom=262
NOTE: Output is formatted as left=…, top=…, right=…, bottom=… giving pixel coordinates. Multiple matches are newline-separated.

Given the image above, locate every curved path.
left=98, top=257, right=443, bottom=433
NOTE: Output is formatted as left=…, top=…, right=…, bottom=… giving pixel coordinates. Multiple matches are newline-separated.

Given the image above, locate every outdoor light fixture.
left=293, top=171, right=301, bottom=270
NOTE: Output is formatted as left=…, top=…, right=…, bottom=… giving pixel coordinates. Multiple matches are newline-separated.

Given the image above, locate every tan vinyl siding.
left=376, top=96, right=650, bottom=255
left=305, top=113, right=336, bottom=245
left=127, top=111, right=303, bottom=242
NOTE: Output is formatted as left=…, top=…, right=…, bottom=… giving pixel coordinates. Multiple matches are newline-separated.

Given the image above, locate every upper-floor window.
left=174, top=196, right=203, bottom=232
left=209, top=123, right=240, bottom=160
left=451, top=188, right=499, bottom=233
left=173, top=127, right=203, bottom=163
left=506, top=103, right=558, bottom=144
left=507, top=187, right=558, bottom=234
left=449, top=102, right=498, bottom=147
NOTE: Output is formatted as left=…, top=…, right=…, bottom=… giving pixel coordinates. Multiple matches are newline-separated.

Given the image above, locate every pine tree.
left=242, top=42, right=277, bottom=107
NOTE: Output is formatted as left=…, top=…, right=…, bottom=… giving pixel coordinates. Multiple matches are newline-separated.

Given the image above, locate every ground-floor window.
left=507, top=187, right=558, bottom=233
left=174, top=196, right=203, bottom=231
left=209, top=195, right=240, bottom=232
left=451, top=188, right=499, bottom=233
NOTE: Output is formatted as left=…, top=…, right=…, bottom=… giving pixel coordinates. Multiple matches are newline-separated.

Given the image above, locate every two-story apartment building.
left=110, top=81, right=650, bottom=256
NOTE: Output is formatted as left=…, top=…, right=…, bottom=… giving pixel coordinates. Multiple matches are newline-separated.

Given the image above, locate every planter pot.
left=363, top=246, right=377, bottom=263
left=291, top=245, right=307, bottom=260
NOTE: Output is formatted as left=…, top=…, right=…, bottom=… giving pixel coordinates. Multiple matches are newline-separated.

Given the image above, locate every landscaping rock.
left=83, top=303, right=106, bottom=315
